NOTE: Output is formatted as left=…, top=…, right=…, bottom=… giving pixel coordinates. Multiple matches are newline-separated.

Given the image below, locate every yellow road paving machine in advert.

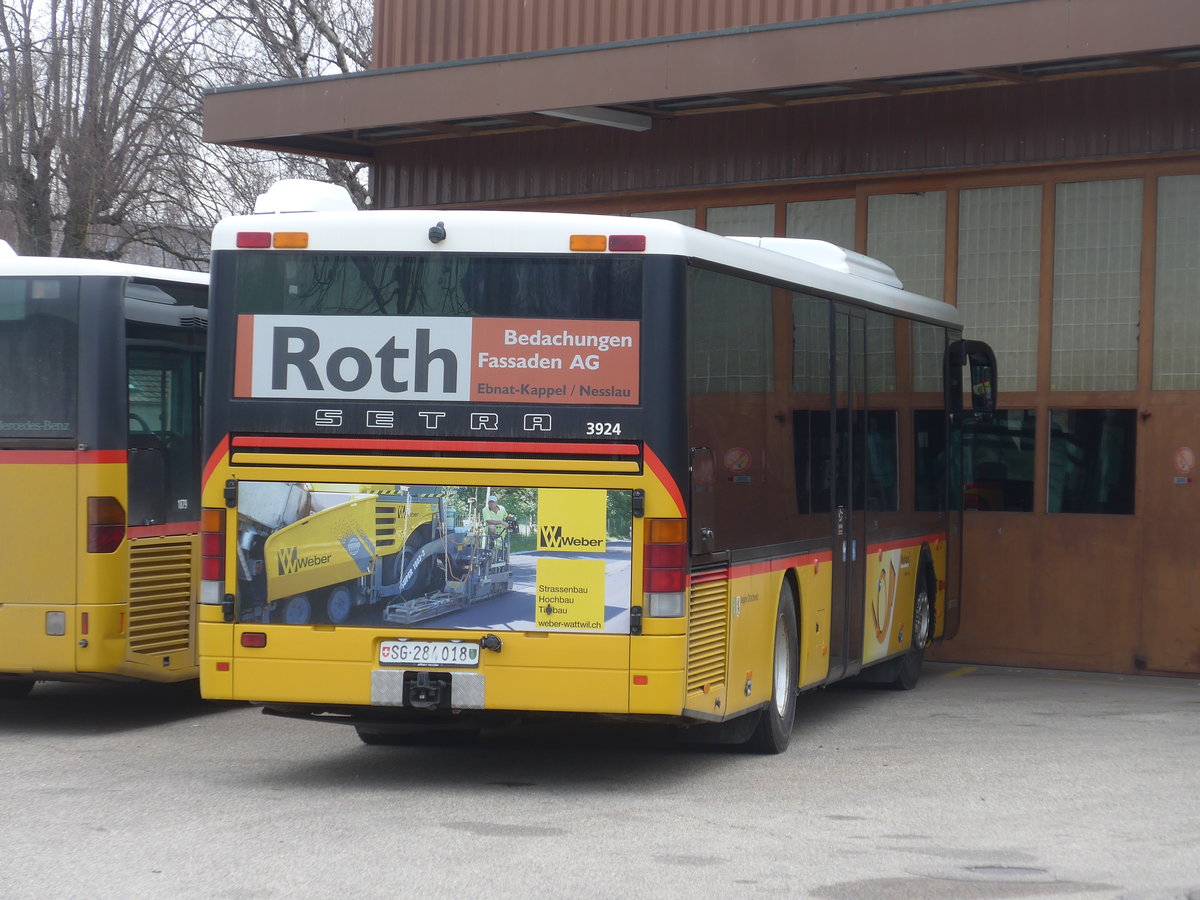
left=238, top=484, right=514, bottom=626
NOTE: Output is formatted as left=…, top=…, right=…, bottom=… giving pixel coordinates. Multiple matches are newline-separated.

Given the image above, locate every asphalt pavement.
left=1, top=662, right=1197, bottom=899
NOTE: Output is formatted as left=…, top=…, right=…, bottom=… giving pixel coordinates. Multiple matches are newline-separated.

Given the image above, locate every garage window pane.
left=963, top=410, right=1036, bottom=512
left=785, top=198, right=856, bottom=248
left=1048, top=409, right=1136, bottom=514
left=706, top=204, right=774, bottom=237
left=1153, top=175, right=1200, bottom=390
left=957, top=185, right=1041, bottom=393
left=1051, top=180, right=1141, bottom=392
left=632, top=209, right=696, bottom=227
left=867, top=192, right=946, bottom=301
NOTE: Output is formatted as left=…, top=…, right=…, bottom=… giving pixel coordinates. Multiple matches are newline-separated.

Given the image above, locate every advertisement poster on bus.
left=233, top=315, right=640, bottom=405
left=864, top=547, right=904, bottom=664
left=234, top=481, right=633, bottom=633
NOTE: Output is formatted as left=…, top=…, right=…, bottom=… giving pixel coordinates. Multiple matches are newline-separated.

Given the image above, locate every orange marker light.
left=273, top=232, right=309, bottom=249
left=569, top=234, right=607, bottom=252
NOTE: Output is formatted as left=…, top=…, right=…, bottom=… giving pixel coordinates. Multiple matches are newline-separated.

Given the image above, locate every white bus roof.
left=0, top=252, right=207, bottom=286
left=212, top=203, right=960, bottom=328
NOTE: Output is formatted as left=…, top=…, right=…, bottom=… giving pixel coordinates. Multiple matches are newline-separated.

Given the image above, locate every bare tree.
left=205, top=0, right=372, bottom=209
left=1, top=0, right=220, bottom=261
left=0, top=0, right=372, bottom=263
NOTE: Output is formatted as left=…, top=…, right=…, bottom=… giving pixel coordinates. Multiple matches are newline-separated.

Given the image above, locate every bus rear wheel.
left=748, top=583, right=799, bottom=754
left=356, top=725, right=480, bottom=746
left=0, top=677, right=35, bottom=700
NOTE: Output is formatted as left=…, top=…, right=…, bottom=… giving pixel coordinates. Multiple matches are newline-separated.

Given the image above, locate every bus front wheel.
left=891, top=567, right=933, bottom=691
left=748, top=583, right=799, bottom=754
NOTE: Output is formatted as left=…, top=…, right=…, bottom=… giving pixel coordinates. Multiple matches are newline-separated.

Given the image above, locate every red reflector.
left=646, top=543, right=686, bottom=568
left=201, top=533, right=224, bottom=557
left=236, top=231, right=272, bottom=248
left=201, top=557, right=224, bottom=581
left=646, top=568, right=686, bottom=592
left=87, top=524, right=125, bottom=554
left=633, top=675, right=649, bottom=685
left=216, top=662, right=230, bottom=672
left=81, top=612, right=89, bottom=635
left=608, top=234, right=646, bottom=252
left=241, top=633, right=267, bottom=648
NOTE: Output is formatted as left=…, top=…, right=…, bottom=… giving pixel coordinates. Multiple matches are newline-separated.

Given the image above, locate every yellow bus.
left=199, top=181, right=995, bottom=751
left=0, top=244, right=208, bottom=697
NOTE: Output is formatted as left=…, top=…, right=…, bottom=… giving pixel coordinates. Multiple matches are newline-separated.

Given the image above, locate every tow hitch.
left=405, top=670, right=452, bottom=709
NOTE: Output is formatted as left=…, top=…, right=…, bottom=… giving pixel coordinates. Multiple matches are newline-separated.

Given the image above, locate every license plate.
left=378, top=639, right=480, bottom=668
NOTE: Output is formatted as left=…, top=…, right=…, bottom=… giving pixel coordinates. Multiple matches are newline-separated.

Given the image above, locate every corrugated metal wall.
left=376, top=69, right=1200, bottom=208
left=375, top=0, right=961, bottom=68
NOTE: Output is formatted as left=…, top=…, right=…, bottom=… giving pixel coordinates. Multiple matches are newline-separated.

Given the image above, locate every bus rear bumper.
left=200, top=643, right=688, bottom=718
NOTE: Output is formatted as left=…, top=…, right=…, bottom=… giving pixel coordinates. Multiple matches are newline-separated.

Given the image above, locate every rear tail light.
left=87, top=497, right=126, bottom=553
left=643, top=518, right=687, bottom=617
left=608, top=234, right=646, bottom=252
left=236, top=232, right=271, bottom=248
left=200, top=507, right=226, bottom=605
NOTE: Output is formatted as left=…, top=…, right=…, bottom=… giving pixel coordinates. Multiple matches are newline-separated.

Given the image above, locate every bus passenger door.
left=828, top=306, right=867, bottom=680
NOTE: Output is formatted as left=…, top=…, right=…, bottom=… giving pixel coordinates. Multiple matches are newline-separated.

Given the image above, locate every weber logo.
left=239, top=315, right=470, bottom=401
left=276, top=547, right=334, bottom=576
left=537, top=524, right=605, bottom=550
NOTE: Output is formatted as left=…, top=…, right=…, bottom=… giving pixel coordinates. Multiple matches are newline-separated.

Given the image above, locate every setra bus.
left=198, top=180, right=995, bottom=751
left=0, top=242, right=208, bottom=697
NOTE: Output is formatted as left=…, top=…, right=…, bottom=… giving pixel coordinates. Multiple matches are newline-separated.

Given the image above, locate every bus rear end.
left=1, top=259, right=205, bottom=694
left=200, top=198, right=697, bottom=733
left=0, top=271, right=83, bottom=695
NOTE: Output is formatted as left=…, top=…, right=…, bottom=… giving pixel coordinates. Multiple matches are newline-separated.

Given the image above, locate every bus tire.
left=325, top=585, right=355, bottom=625
left=356, top=726, right=480, bottom=746
left=748, top=582, right=799, bottom=754
left=0, top=677, right=35, bottom=700
left=891, top=564, right=933, bottom=691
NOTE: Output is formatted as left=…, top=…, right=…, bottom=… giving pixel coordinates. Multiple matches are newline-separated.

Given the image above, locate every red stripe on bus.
left=0, top=450, right=126, bottom=464
left=128, top=522, right=201, bottom=539
left=234, top=316, right=254, bottom=398
left=643, top=444, right=685, bottom=517
left=725, top=552, right=833, bottom=582
left=867, top=534, right=945, bottom=557
left=230, top=435, right=641, bottom=457
left=203, top=435, right=231, bottom=489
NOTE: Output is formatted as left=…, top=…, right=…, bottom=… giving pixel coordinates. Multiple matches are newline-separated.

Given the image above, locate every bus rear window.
left=0, top=277, right=78, bottom=440
left=227, top=253, right=643, bottom=320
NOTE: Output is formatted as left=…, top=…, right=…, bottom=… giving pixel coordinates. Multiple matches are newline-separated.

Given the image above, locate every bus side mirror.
left=947, top=340, right=998, bottom=419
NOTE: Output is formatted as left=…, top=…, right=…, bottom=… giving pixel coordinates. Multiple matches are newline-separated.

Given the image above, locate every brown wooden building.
left=204, top=0, right=1200, bottom=676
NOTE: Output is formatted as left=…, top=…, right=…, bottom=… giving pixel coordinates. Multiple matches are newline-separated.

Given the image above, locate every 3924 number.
left=586, top=422, right=622, bottom=436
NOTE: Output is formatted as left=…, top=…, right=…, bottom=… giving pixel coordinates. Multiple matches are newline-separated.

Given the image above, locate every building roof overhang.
left=202, top=0, right=1200, bottom=161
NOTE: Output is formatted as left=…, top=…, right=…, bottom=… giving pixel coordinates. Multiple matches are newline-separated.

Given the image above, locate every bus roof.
left=212, top=206, right=960, bottom=328
left=0, top=253, right=208, bottom=286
